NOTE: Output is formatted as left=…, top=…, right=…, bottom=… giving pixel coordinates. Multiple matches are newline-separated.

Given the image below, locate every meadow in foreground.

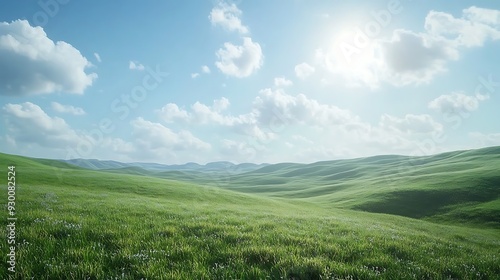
left=0, top=152, right=499, bottom=279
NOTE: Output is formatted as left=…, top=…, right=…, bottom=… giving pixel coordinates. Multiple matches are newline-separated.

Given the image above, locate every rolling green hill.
left=35, top=146, right=500, bottom=228
left=0, top=150, right=499, bottom=279
left=216, top=146, right=500, bottom=228
left=55, top=146, right=500, bottom=227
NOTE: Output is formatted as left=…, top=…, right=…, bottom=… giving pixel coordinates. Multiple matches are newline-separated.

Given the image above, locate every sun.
left=318, top=23, right=382, bottom=87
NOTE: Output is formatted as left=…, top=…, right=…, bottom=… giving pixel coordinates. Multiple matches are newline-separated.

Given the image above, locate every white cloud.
left=378, top=30, right=459, bottom=86
left=192, top=65, right=211, bottom=78
left=215, top=37, right=263, bottom=78
left=202, top=65, right=211, bottom=73
left=316, top=6, right=500, bottom=88
left=254, top=88, right=355, bottom=127
left=1, top=91, right=455, bottom=163
left=274, top=76, right=293, bottom=87
left=94, top=52, right=101, bottom=63
left=130, top=117, right=211, bottom=153
left=191, top=100, right=232, bottom=125
left=2, top=102, right=135, bottom=159
left=316, top=29, right=458, bottom=88
left=463, top=6, right=500, bottom=25
left=213, top=97, right=230, bottom=111
left=158, top=97, right=272, bottom=141
left=379, top=114, right=443, bottom=134
left=3, top=102, right=84, bottom=148
left=170, top=89, right=357, bottom=139
left=159, top=89, right=358, bottom=142
left=209, top=2, right=248, bottom=34
left=428, top=92, right=489, bottom=114
left=1, top=102, right=214, bottom=163
left=157, top=103, right=190, bottom=123
left=193, top=65, right=212, bottom=78
left=425, top=8, right=500, bottom=48
left=0, top=20, right=97, bottom=95
left=294, top=63, right=315, bottom=80
left=154, top=89, right=451, bottom=162
left=51, top=102, right=86, bottom=116
left=158, top=98, right=234, bottom=125
left=129, top=60, right=145, bottom=71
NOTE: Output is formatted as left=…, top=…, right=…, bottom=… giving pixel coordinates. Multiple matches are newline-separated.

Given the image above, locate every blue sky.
left=0, top=0, right=499, bottom=164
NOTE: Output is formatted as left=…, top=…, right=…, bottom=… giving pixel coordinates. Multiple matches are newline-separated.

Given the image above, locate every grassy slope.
left=48, top=146, right=500, bottom=228
left=59, top=146, right=500, bottom=228
left=215, top=146, right=500, bottom=228
left=0, top=152, right=499, bottom=279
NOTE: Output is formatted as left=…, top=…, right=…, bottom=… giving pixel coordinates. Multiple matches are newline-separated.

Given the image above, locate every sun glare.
left=318, top=23, right=381, bottom=87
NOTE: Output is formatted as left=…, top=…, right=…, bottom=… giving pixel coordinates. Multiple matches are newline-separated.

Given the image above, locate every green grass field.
left=1, top=148, right=499, bottom=279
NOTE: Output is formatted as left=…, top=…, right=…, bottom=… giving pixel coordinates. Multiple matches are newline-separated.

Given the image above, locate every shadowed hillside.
left=216, top=146, right=500, bottom=227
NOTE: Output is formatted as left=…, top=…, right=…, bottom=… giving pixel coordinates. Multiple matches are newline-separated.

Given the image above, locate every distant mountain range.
left=60, top=158, right=269, bottom=174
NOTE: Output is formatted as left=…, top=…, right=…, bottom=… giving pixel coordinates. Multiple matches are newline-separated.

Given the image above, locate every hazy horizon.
left=2, top=145, right=498, bottom=166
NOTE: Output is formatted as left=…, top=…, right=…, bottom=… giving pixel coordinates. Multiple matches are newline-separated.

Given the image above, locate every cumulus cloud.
left=0, top=20, right=97, bottom=95
left=425, top=7, right=500, bottom=48
left=463, top=6, right=500, bottom=25
left=130, top=117, right=211, bottom=153
left=386, top=6, right=500, bottom=85
left=129, top=60, right=145, bottom=71
left=215, top=37, right=263, bottom=78
left=213, top=97, right=230, bottom=111
left=2, top=102, right=136, bottom=159
left=3, top=102, right=84, bottom=148
left=316, top=29, right=458, bottom=87
left=155, top=88, right=449, bottom=162
left=294, top=63, right=315, bottom=80
left=316, top=6, right=500, bottom=88
left=209, top=2, right=248, bottom=34
left=159, top=89, right=360, bottom=142
left=428, top=92, right=489, bottom=114
left=159, top=98, right=233, bottom=125
left=274, top=76, right=293, bottom=87
left=254, top=88, right=356, bottom=127
left=191, top=99, right=233, bottom=125
left=157, top=103, right=190, bottom=123
left=191, top=73, right=200, bottom=79
left=51, top=102, right=86, bottom=116
left=161, top=99, right=273, bottom=142
left=1, top=102, right=213, bottom=162
left=158, top=97, right=272, bottom=141
left=378, top=30, right=459, bottom=85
